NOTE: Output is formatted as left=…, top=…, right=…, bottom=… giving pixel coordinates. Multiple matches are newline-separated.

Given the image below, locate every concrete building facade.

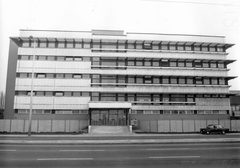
left=4, top=29, right=236, bottom=129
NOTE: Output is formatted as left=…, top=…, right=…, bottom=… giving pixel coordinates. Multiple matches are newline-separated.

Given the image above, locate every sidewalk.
left=1, top=133, right=240, bottom=145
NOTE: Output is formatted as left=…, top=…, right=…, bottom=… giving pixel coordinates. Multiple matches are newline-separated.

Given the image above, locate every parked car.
left=200, top=124, right=229, bottom=135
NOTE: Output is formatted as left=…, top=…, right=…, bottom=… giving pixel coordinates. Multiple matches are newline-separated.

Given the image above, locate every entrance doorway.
left=90, top=109, right=128, bottom=126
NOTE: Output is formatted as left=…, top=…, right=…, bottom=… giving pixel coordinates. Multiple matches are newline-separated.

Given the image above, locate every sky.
left=0, top=0, right=240, bottom=92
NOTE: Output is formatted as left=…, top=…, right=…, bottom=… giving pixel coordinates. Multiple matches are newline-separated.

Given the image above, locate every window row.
left=92, top=57, right=227, bottom=69
left=21, top=40, right=226, bottom=52
left=16, top=109, right=88, bottom=114
left=92, top=75, right=228, bottom=85
left=15, top=91, right=227, bottom=101
left=18, top=55, right=228, bottom=69
left=17, top=73, right=89, bottom=79
left=18, top=55, right=86, bottom=61
left=131, top=110, right=228, bottom=115
left=15, top=109, right=228, bottom=115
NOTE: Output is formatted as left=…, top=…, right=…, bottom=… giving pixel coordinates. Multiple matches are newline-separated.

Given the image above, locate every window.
left=178, top=61, right=185, bottom=67
left=136, top=59, right=143, bottom=66
left=194, top=45, right=200, bottom=51
left=56, top=74, right=64, bottom=78
left=64, top=92, right=72, bottom=96
left=128, top=59, right=135, bottom=66
left=210, top=62, right=217, bottom=68
left=179, top=77, right=185, bottom=84
left=83, top=42, right=90, bottom=48
left=36, top=91, right=44, bottom=96
left=57, top=57, right=65, bottom=61
left=218, top=62, right=225, bottom=68
left=187, top=78, right=193, bottom=84
left=171, top=94, right=185, bottom=102
left=204, top=78, right=210, bottom=85
left=118, top=76, right=126, bottom=83
left=170, top=61, right=177, bottom=67
left=195, top=60, right=202, bottom=68
left=37, top=56, right=46, bottom=60
left=73, top=74, right=82, bottom=79
left=73, top=92, right=81, bottom=97
left=48, top=41, right=55, bottom=48
left=65, top=57, right=73, bottom=61
left=101, top=76, right=116, bottom=83
left=161, top=59, right=169, bottom=67
left=118, top=43, right=125, bottom=49
left=117, top=94, right=125, bottom=101
left=20, top=55, right=29, bottom=60
left=187, top=95, right=194, bottom=102
left=66, top=42, right=74, bottom=48
left=219, top=78, right=225, bottom=85
left=186, top=61, right=193, bottom=67
left=169, top=45, right=176, bottom=50
left=65, top=74, right=72, bottom=79
left=127, top=43, right=135, bottom=49
left=209, top=46, right=216, bottom=52
left=92, top=75, right=100, bottom=83
left=217, top=47, right=224, bottom=52
left=196, top=77, right=203, bottom=85
left=170, top=77, right=177, bottom=84
left=100, top=93, right=116, bottom=101
left=152, top=44, right=159, bottom=50
left=127, top=94, right=135, bottom=101
left=37, top=74, right=46, bottom=78
left=202, top=46, right=208, bottom=51
left=161, top=44, right=168, bottom=50
left=82, top=92, right=90, bottom=97
left=136, top=77, right=143, bottom=84
left=153, top=77, right=160, bottom=84
left=45, top=92, right=53, bottom=96
left=153, top=94, right=160, bottom=102
left=58, top=41, right=65, bottom=48
left=143, top=43, right=151, bottom=49
left=144, top=59, right=152, bottom=66
left=136, top=94, right=151, bottom=102
left=162, top=95, right=169, bottom=102
left=177, top=45, right=184, bottom=51
left=101, top=58, right=116, bottom=67
left=75, top=41, right=82, bottom=48
left=22, top=41, right=30, bottom=47
left=128, top=77, right=135, bottom=83
left=92, top=57, right=100, bottom=65
left=55, top=92, right=64, bottom=96
left=185, top=45, right=192, bottom=51
left=48, top=56, right=55, bottom=61
left=102, top=42, right=117, bottom=49
left=202, top=62, right=209, bottom=68
left=19, top=73, right=28, bottom=78
left=17, top=91, right=27, bottom=96
left=163, top=110, right=171, bottom=114
left=93, top=42, right=100, bottom=48
left=211, top=78, right=218, bottom=85
left=152, top=60, right=159, bottom=67
left=144, top=76, right=152, bottom=84
left=162, top=77, right=169, bottom=84
left=74, top=57, right=82, bottom=61
left=39, top=41, right=47, bottom=48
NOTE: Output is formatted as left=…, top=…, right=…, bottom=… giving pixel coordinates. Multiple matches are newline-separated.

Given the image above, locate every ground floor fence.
left=0, top=119, right=239, bottom=133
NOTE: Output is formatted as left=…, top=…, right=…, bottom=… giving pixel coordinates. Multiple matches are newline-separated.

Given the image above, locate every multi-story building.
left=4, top=29, right=236, bottom=131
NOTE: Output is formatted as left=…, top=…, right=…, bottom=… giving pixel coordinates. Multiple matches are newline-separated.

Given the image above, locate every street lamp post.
left=28, top=36, right=35, bottom=136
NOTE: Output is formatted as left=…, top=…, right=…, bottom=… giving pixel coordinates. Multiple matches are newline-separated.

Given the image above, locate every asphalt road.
left=0, top=143, right=239, bottom=168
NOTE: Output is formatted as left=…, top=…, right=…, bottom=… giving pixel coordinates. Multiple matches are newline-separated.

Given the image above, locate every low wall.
left=0, top=119, right=88, bottom=133
left=0, top=119, right=239, bottom=133
left=137, top=119, right=240, bottom=133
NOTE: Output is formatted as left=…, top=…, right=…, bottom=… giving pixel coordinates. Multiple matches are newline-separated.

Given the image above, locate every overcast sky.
left=0, top=0, right=239, bottom=92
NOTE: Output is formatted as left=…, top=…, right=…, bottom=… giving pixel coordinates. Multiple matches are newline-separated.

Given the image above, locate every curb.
left=1, top=138, right=240, bottom=145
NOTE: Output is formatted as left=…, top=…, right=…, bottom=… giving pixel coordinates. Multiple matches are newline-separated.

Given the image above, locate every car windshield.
left=215, top=125, right=223, bottom=128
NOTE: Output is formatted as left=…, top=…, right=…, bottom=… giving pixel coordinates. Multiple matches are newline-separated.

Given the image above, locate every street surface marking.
left=146, top=148, right=190, bottom=150
left=149, top=156, right=201, bottom=159
left=60, top=150, right=105, bottom=152
left=38, top=158, right=93, bottom=161
left=0, top=149, right=16, bottom=151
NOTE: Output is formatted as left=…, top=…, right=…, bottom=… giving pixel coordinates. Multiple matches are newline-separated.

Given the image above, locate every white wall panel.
left=0, top=120, right=11, bottom=132
left=55, top=79, right=90, bottom=87
left=195, top=120, right=207, bottom=132
left=11, top=120, right=24, bottom=132
left=157, top=120, right=170, bottom=132
left=38, top=120, right=51, bottom=132
left=207, top=120, right=219, bottom=125
left=52, top=120, right=65, bottom=132
left=183, top=120, right=195, bottom=132
left=219, top=120, right=231, bottom=129
left=24, top=120, right=38, bottom=132
left=170, top=120, right=182, bottom=132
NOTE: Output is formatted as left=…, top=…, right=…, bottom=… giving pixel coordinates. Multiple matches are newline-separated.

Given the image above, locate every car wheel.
left=206, top=131, right=210, bottom=135
left=222, top=131, right=225, bottom=135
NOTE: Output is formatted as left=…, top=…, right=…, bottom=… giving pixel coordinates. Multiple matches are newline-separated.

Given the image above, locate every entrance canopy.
left=89, top=102, right=132, bottom=109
